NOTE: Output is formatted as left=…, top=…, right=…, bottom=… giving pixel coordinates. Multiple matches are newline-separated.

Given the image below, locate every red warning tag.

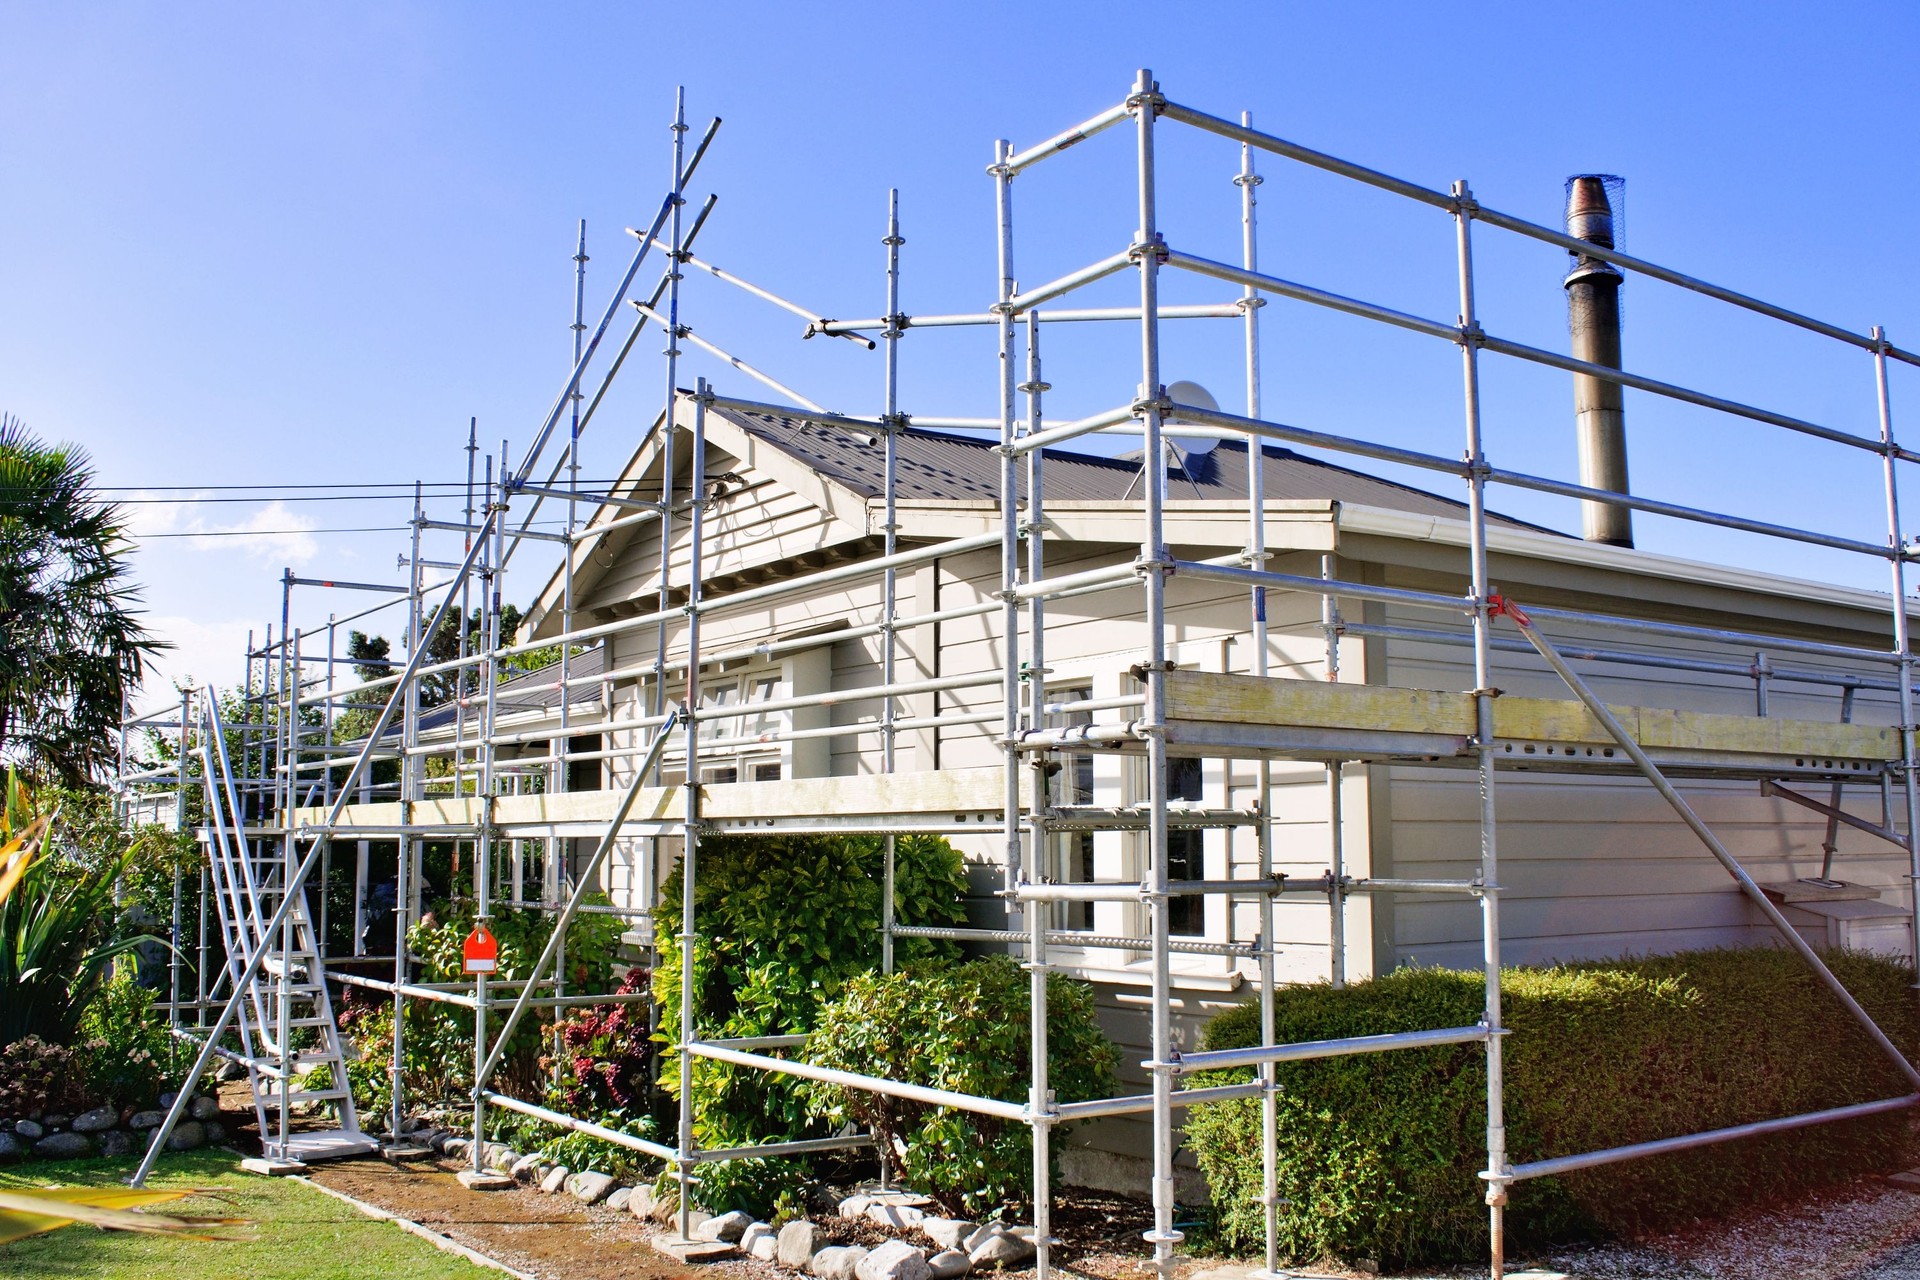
left=463, top=925, right=498, bottom=975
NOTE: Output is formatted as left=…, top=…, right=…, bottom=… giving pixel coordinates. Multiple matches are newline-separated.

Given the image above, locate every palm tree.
left=0, top=415, right=164, bottom=783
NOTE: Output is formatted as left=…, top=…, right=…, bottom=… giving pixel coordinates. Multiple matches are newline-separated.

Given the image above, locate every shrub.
left=0, top=1036, right=87, bottom=1118
left=321, top=899, right=632, bottom=1122
left=328, top=987, right=400, bottom=1120
left=652, top=832, right=969, bottom=1213
left=804, top=956, right=1119, bottom=1217
left=1185, top=947, right=1920, bottom=1269
left=534, top=1119, right=657, bottom=1179
left=409, top=897, right=625, bottom=991
left=38, top=780, right=198, bottom=945
left=402, top=897, right=627, bottom=1099
left=74, top=970, right=178, bottom=1108
left=543, top=969, right=655, bottom=1118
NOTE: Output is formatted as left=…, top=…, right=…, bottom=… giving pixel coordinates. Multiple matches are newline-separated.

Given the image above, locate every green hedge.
left=1185, top=948, right=1920, bottom=1269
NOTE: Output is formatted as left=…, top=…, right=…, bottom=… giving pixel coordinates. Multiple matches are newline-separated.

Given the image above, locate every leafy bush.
left=652, top=832, right=969, bottom=1213
left=401, top=897, right=626, bottom=1099
left=534, top=1119, right=657, bottom=1179
left=38, top=780, right=198, bottom=951
left=0, top=772, right=162, bottom=1045
left=478, top=1100, right=658, bottom=1180
left=322, top=898, right=631, bottom=1120
left=0, top=1036, right=87, bottom=1118
left=1185, top=948, right=1920, bottom=1269
left=328, top=988, right=400, bottom=1120
left=804, top=956, right=1119, bottom=1217
left=74, top=970, right=178, bottom=1108
left=409, top=898, right=625, bottom=990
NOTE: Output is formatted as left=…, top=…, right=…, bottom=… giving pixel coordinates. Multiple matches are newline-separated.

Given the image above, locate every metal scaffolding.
left=116, top=71, right=1920, bottom=1280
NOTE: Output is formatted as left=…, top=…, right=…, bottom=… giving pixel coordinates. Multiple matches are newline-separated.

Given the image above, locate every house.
left=495, top=396, right=1914, bottom=1188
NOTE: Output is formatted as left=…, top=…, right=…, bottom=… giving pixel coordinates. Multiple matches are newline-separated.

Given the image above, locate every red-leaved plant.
left=540, top=969, right=654, bottom=1116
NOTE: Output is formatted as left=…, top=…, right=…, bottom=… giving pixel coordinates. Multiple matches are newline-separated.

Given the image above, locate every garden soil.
left=310, top=1156, right=705, bottom=1280
left=207, top=1081, right=1920, bottom=1279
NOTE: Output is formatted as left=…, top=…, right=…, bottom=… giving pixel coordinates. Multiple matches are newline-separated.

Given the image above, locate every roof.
left=714, top=405, right=1542, bottom=526
left=410, top=643, right=606, bottom=738
left=527, top=396, right=1560, bottom=638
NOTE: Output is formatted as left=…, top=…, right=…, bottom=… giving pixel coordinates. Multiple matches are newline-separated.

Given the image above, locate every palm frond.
left=0, top=1186, right=247, bottom=1245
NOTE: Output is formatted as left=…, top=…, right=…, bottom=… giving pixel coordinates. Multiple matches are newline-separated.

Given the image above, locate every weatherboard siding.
left=1368, top=578, right=1912, bottom=971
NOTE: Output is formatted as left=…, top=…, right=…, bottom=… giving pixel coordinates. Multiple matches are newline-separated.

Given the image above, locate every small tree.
left=0, top=415, right=164, bottom=783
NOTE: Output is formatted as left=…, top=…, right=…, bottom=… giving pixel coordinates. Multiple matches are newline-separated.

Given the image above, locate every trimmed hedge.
left=1186, top=948, right=1920, bottom=1268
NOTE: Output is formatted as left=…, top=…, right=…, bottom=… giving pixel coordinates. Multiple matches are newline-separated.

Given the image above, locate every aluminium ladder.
left=188, top=693, right=378, bottom=1167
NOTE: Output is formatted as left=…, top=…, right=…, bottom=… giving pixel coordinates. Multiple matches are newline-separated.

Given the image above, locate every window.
left=698, top=683, right=739, bottom=744
left=566, top=734, right=603, bottom=792
left=742, top=677, right=780, bottom=739
left=668, top=669, right=785, bottom=786
left=1166, top=756, right=1203, bottom=803
left=1047, top=688, right=1097, bottom=931
left=1166, top=829, right=1204, bottom=936
left=1164, top=757, right=1205, bottom=935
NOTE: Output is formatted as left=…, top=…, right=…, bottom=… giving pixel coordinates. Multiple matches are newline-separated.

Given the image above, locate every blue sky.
left=3, top=2, right=1917, bottom=707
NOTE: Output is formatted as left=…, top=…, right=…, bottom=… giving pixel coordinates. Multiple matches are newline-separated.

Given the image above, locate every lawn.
left=0, top=1150, right=494, bottom=1280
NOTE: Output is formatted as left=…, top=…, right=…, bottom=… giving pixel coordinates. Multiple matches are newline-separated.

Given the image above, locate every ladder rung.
left=260, top=1088, right=350, bottom=1106
left=251, top=1058, right=340, bottom=1081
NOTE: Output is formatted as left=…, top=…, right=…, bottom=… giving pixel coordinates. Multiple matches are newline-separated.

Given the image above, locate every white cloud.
left=124, top=492, right=320, bottom=565
left=133, top=613, right=257, bottom=715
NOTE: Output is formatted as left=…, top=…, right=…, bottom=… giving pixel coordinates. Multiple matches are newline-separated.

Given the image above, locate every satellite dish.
left=1165, top=380, right=1221, bottom=457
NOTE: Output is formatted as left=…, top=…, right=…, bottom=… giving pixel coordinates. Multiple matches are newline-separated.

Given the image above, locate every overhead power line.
left=140, top=526, right=414, bottom=538
left=0, top=479, right=639, bottom=505
left=137, top=519, right=569, bottom=539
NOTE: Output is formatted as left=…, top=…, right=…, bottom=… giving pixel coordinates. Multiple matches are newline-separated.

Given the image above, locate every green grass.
left=0, top=1150, right=491, bottom=1280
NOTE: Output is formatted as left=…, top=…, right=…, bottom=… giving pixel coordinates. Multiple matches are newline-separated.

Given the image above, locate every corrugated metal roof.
left=411, top=643, right=606, bottom=737
left=715, top=405, right=1540, bottom=525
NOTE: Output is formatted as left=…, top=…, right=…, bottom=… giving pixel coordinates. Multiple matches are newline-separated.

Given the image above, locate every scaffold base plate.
left=277, top=1129, right=380, bottom=1164
left=381, top=1142, right=434, bottom=1162
left=652, top=1236, right=737, bottom=1264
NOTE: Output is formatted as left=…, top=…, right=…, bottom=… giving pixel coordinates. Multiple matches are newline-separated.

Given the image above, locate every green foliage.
left=1185, top=948, right=1920, bottom=1269
left=0, top=773, right=163, bottom=1046
left=652, top=832, right=969, bottom=1214
left=74, top=970, right=178, bottom=1108
left=325, top=988, right=400, bottom=1121
left=397, top=898, right=625, bottom=1100
left=328, top=630, right=398, bottom=786
left=804, top=956, right=1119, bottom=1217
left=0, top=413, right=165, bottom=785
left=0, top=1035, right=87, bottom=1117
left=479, top=1104, right=657, bottom=1180
left=535, top=1119, right=656, bottom=1179
left=410, top=897, right=623, bottom=990
left=440, top=604, right=522, bottom=693
left=39, top=781, right=198, bottom=987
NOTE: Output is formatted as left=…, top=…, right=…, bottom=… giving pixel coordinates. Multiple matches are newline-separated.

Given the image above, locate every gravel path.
left=1851, top=1240, right=1920, bottom=1280
left=1210, top=1176, right=1920, bottom=1279
left=1521, top=1176, right=1920, bottom=1280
